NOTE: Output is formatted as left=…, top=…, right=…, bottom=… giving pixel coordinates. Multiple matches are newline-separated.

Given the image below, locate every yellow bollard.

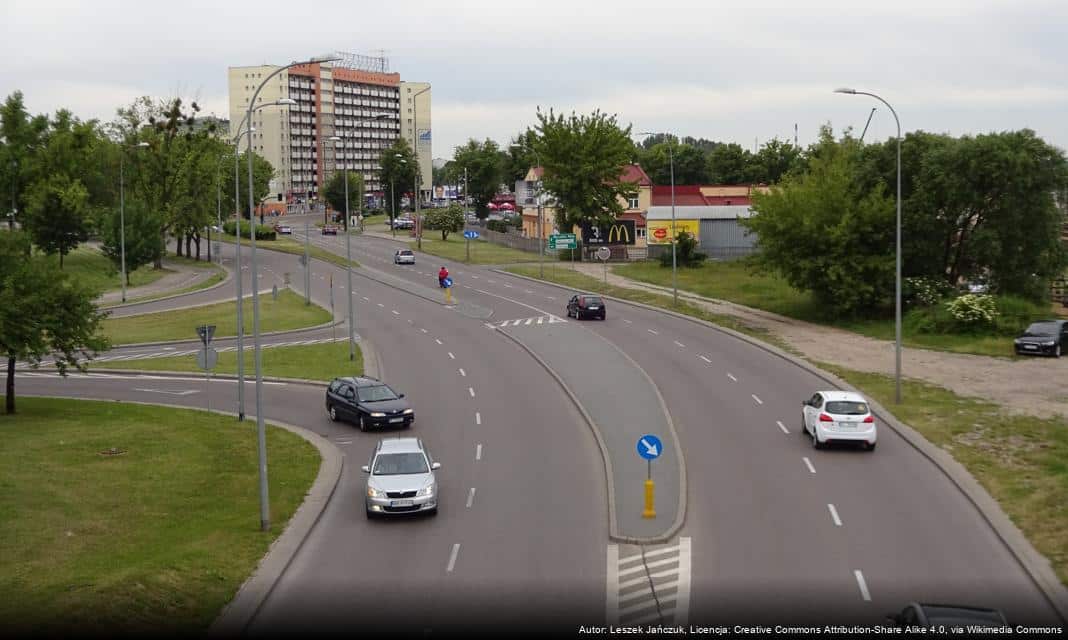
left=445, top=288, right=452, bottom=305
left=642, top=479, right=656, bottom=518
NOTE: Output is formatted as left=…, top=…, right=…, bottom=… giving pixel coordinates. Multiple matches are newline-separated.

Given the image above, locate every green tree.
left=99, top=199, right=165, bottom=284
left=741, top=129, right=895, bottom=315
left=534, top=108, right=638, bottom=232
left=638, top=139, right=711, bottom=185
left=323, top=169, right=365, bottom=230
left=218, top=147, right=274, bottom=221
left=1, top=231, right=109, bottom=414
left=424, top=203, right=465, bottom=241
left=379, top=138, right=417, bottom=224
left=453, top=138, right=505, bottom=218
left=23, top=173, right=90, bottom=267
left=503, top=128, right=540, bottom=185
left=746, top=138, right=805, bottom=184
left=707, top=142, right=752, bottom=183
left=659, top=230, right=707, bottom=267
left=0, top=91, right=49, bottom=230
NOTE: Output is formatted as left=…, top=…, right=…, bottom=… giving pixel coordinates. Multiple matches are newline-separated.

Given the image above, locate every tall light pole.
left=511, top=144, right=544, bottom=278
left=119, top=141, right=150, bottom=302
left=245, top=54, right=340, bottom=532
left=327, top=135, right=357, bottom=362
left=835, top=87, right=902, bottom=404
left=638, top=132, right=678, bottom=305
left=411, top=86, right=431, bottom=250
left=390, top=155, right=406, bottom=239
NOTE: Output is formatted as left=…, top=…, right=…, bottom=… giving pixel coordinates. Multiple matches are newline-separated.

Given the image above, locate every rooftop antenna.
left=860, top=107, right=877, bottom=143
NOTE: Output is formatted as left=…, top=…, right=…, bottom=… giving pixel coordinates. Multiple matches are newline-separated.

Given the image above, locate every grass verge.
left=413, top=234, right=540, bottom=265
left=102, top=288, right=332, bottom=346
left=817, top=363, right=1068, bottom=586
left=43, top=246, right=170, bottom=295
left=0, top=396, right=319, bottom=635
left=218, top=232, right=359, bottom=270
left=108, top=269, right=228, bottom=308
left=94, top=340, right=362, bottom=382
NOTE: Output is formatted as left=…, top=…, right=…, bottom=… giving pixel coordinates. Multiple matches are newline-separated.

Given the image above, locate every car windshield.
left=357, top=385, right=399, bottom=402
left=373, top=452, right=429, bottom=475
left=1024, top=322, right=1060, bottom=336
left=825, top=401, right=868, bottom=415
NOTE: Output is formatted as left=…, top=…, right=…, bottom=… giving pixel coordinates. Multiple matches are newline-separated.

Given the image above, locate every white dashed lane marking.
left=777, top=421, right=789, bottom=434
left=828, top=504, right=843, bottom=526
left=854, top=570, right=871, bottom=601
left=699, top=355, right=712, bottom=363
left=752, top=394, right=763, bottom=405
left=673, top=341, right=685, bottom=348
left=727, top=373, right=737, bottom=382
left=647, top=329, right=659, bottom=335
left=803, top=457, right=816, bottom=474
left=468, top=387, right=475, bottom=398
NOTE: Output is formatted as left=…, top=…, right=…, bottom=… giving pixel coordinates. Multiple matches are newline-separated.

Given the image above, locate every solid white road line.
left=828, top=504, right=843, bottom=527
left=447, top=544, right=461, bottom=573
left=466, top=488, right=476, bottom=508
left=752, top=394, right=763, bottom=405
left=606, top=545, right=620, bottom=624
left=699, top=355, right=712, bottom=363
left=435, top=339, right=443, bottom=345
left=475, top=443, right=482, bottom=460
left=673, top=341, right=685, bottom=348
left=854, top=570, right=871, bottom=601
left=803, top=457, right=817, bottom=474
left=458, top=368, right=466, bottom=377
left=727, top=373, right=737, bottom=382
left=647, top=328, right=659, bottom=335
left=468, top=387, right=475, bottom=398
left=777, top=421, right=789, bottom=435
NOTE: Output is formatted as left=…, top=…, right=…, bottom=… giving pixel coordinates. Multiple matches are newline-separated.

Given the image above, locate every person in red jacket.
left=438, top=266, right=449, bottom=288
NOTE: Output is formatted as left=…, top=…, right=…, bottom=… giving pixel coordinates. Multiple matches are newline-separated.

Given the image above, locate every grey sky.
left=3, top=0, right=1066, bottom=161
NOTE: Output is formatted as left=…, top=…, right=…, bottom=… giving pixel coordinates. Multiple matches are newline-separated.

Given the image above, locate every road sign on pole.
left=196, top=347, right=219, bottom=371
left=549, top=233, right=576, bottom=250
left=196, top=324, right=216, bottom=347
left=637, top=435, right=662, bottom=460
left=463, top=230, right=479, bottom=239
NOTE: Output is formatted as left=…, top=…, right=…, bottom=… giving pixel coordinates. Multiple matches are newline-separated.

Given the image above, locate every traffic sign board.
left=442, top=276, right=453, bottom=288
left=463, top=230, right=479, bottom=239
left=196, top=325, right=216, bottom=346
left=196, top=347, right=218, bottom=371
left=596, top=246, right=612, bottom=261
left=549, top=233, right=576, bottom=250
left=636, top=435, right=663, bottom=460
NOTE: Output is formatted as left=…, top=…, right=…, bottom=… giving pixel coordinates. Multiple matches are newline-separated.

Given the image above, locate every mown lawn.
left=102, top=289, right=332, bottom=345
left=821, top=364, right=1068, bottom=587
left=95, top=340, right=362, bottom=382
left=43, top=246, right=170, bottom=295
left=218, top=232, right=359, bottom=270
left=413, top=234, right=539, bottom=265
left=0, top=397, right=320, bottom=636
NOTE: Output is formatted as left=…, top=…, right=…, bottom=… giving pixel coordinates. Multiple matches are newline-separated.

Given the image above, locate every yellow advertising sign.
left=647, top=219, right=700, bottom=244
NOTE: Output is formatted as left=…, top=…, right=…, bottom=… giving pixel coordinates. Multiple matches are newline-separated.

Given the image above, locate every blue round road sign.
left=443, top=277, right=453, bottom=288
left=636, top=434, right=663, bottom=460
left=463, top=230, right=479, bottom=239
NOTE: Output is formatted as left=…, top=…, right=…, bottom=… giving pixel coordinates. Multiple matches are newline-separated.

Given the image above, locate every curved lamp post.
left=245, top=54, right=340, bottom=531
left=835, top=87, right=902, bottom=404
left=638, top=132, right=677, bottom=305
left=119, top=141, right=150, bottom=302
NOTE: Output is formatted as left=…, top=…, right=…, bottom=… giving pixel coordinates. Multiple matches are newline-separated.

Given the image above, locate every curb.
left=62, top=369, right=328, bottom=388
left=99, top=262, right=232, bottom=311
left=496, top=268, right=1068, bottom=623
left=16, top=394, right=344, bottom=637
left=109, top=316, right=344, bottom=349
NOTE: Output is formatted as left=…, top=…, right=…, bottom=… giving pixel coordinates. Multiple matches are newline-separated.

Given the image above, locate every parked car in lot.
left=325, top=376, right=414, bottom=431
left=1014, top=319, right=1067, bottom=358
left=566, top=294, right=606, bottom=320
left=321, top=224, right=339, bottom=235
left=801, top=390, right=877, bottom=451
left=273, top=223, right=292, bottom=234
left=388, top=217, right=414, bottom=230
left=362, top=437, right=439, bottom=518
left=886, top=603, right=1007, bottom=628
left=394, top=249, right=416, bottom=265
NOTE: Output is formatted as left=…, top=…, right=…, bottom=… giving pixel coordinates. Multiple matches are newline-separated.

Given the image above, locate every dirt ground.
left=572, top=263, right=1068, bottom=421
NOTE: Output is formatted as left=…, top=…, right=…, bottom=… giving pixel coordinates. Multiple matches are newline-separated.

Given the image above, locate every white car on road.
left=801, top=390, right=877, bottom=451
left=394, top=249, right=415, bottom=265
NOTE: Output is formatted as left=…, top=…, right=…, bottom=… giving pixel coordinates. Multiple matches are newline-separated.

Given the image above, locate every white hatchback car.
left=801, top=390, right=877, bottom=451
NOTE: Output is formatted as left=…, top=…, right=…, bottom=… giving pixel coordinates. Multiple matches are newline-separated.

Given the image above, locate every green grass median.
left=94, top=340, right=362, bottom=382
left=412, top=234, right=539, bottom=265
left=0, top=397, right=319, bottom=635
left=218, top=232, right=359, bottom=270
left=103, top=288, right=332, bottom=346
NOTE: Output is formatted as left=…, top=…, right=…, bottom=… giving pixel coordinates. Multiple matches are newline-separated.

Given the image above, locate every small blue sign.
left=463, top=230, right=479, bottom=239
left=636, top=435, right=663, bottom=460
left=442, top=277, right=453, bottom=288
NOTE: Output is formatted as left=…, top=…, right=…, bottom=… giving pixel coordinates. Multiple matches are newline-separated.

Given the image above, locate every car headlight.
left=370, top=412, right=386, bottom=417
left=417, top=484, right=435, bottom=497
left=1014, top=339, right=1021, bottom=344
left=402, top=409, right=413, bottom=415
left=367, top=486, right=382, bottom=498
left=1044, top=341, right=1056, bottom=346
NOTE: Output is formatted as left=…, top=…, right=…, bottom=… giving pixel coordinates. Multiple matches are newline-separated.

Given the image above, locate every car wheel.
left=366, top=508, right=376, bottom=520
left=358, top=414, right=367, bottom=432
left=866, top=442, right=877, bottom=452
left=811, top=428, right=823, bottom=450
left=328, top=405, right=338, bottom=422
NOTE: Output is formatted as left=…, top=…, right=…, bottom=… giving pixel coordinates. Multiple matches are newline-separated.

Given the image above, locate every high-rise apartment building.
left=228, top=52, right=431, bottom=206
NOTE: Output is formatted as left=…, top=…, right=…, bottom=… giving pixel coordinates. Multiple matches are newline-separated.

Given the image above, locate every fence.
left=465, top=225, right=552, bottom=256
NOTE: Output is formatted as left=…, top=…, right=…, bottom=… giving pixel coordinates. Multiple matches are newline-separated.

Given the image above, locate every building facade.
left=228, top=53, right=431, bottom=209
left=646, top=184, right=769, bottom=260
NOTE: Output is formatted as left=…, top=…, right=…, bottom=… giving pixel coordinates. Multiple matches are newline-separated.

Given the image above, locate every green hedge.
left=904, top=293, right=1049, bottom=336
left=223, top=219, right=276, bottom=241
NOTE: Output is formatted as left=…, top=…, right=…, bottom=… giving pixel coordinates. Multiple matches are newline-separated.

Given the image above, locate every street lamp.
left=638, top=132, right=678, bottom=305
left=119, top=141, right=150, bottom=303
left=390, top=155, right=406, bottom=239
left=326, top=135, right=357, bottom=363
left=834, top=87, right=902, bottom=404
left=411, top=86, right=431, bottom=250
left=245, top=54, right=340, bottom=532
left=511, top=144, right=545, bottom=278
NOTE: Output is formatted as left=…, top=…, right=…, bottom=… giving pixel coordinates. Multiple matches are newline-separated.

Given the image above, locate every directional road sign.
left=549, top=233, right=576, bottom=250
left=196, top=324, right=216, bottom=346
left=196, top=347, right=218, bottom=371
left=442, top=276, right=453, bottom=288
left=463, top=230, right=479, bottom=239
left=636, top=434, right=663, bottom=460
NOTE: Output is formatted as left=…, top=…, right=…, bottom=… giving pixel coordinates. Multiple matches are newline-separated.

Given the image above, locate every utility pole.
left=303, top=220, right=310, bottom=305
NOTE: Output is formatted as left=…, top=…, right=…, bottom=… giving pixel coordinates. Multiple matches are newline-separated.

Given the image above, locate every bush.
left=903, top=276, right=955, bottom=308
left=993, top=294, right=1050, bottom=335
left=659, top=230, right=706, bottom=268
left=223, top=219, right=276, bottom=241
left=945, top=294, right=1000, bottom=331
left=905, top=293, right=1046, bottom=336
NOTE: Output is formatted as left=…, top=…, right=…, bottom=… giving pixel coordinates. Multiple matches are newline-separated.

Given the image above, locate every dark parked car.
left=566, top=294, right=606, bottom=320
left=886, top=603, right=1008, bottom=628
left=326, top=376, right=414, bottom=431
left=1014, top=319, right=1068, bottom=358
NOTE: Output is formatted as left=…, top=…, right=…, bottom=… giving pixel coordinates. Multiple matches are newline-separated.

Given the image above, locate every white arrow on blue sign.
left=636, top=434, right=663, bottom=460
left=463, top=230, right=479, bottom=239
left=443, top=277, right=453, bottom=288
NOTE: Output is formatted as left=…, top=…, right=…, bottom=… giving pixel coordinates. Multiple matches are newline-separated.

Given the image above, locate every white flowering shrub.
left=903, top=276, right=953, bottom=307
left=945, top=293, right=1000, bottom=330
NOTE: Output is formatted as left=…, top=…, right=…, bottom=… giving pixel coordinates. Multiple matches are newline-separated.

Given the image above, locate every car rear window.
left=825, top=401, right=868, bottom=415
left=399, top=250, right=413, bottom=255
left=583, top=297, right=603, bottom=305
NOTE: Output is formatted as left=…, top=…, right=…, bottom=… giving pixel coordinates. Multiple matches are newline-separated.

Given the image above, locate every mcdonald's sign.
left=581, top=219, right=636, bottom=245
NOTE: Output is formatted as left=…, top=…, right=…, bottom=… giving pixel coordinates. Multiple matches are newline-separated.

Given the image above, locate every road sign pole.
left=466, top=237, right=470, bottom=263
left=304, top=221, right=310, bottom=306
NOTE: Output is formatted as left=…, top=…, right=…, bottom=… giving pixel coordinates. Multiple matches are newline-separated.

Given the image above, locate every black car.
left=1014, top=319, right=1068, bottom=358
left=886, top=603, right=1008, bottom=628
left=325, top=376, right=414, bottom=431
left=566, top=294, right=606, bottom=320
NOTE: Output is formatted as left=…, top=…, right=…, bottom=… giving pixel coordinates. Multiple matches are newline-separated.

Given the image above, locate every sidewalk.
left=568, top=262, right=1068, bottom=421
left=97, top=257, right=222, bottom=307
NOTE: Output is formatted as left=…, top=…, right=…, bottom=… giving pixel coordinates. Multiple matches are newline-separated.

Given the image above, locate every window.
left=628, top=197, right=639, bottom=209
left=637, top=227, right=646, bottom=239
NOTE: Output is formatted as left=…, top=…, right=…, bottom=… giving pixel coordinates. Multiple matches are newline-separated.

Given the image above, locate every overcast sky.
left=4, top=0, right=1067, bottom=160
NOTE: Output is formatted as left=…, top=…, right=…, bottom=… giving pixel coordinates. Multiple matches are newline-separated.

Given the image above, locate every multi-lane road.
left=19, top=214, right=1066, bottom=632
